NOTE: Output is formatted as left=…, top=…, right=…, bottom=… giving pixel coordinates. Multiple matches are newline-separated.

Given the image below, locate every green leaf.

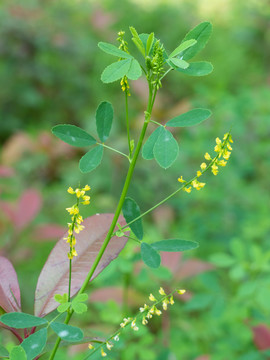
left=57, top=302, right=71, bottom=313
left=79, top=145, right=103, bottom=173
left=96, top=101, right=114, bottom=142
left=153, top=127, right=179, bottom=169
left=167, top=58, right=189, bottom=69
left=52, top=125, right=96, bottom=147
left=151, top=239, right=199, bottom=252
left=146, top=33, right=154, bottom=56
left=130, top=26, right=145, bottom=56
left=141, top=242, right=161, bottom=268
left=0, top=312, right=48, bottom=329
left=9, top=346, right=27, bottom=360
left=181, top=22, right=213, bottom=60
left=166, top=108, right=212, bottom=127
left=127, top=59, right=142, bottom=80
left=98, top=42, right=132, bottom=59
left=169, top=39, right=197, bottom=58
left=72, top=293, right=88, bottom=303
left=209, top=253, right=236, bottom=267
left=21, top=328, right=47, bottom=360
left=101, top=59, right=131, bottom=83
left=176, top=61, right=213, bottom=76
left=50, top=322, right=84, bottom=342
left=72, top=302, right=88, bottom=314
left=122, top=197, right=143, bottom=240
left=0, top=344, right=9, bottom=358
left=54, top=293, right=68, bottom=304
left=142, top=126, right=163, bottom=160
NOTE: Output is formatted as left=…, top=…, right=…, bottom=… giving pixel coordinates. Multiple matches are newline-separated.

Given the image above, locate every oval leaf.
left=0, top=312, right=48, bottom=328
left=122, top=197, right=143, bottom=240
left=15, top=189, right=42, bottom=230
left=153, top=128, right=179, bottom=169
left=142, top=127, right=163, bottom=160
left=50, top=322, right=83, bottom=342
left=34, top=214, right=128, bottom=317
left=182, top=22, right=213, bottom=60
left=101, top=59, right=131, bottom=83
left=52, top=125, right=96, bottom=147
left=141, top=242, right=161, bottom=268
left=0, top=345, right=9, bottom=358
left=9, top=346, right=27, bottom=360
left=176, top=61, right=213, bottom=76
left=166, top=108, right=212, bottom=127
left=79, top=145, right=103, bottom=173
left=167, top=58, right=189, bottom=69
left=0, top=256, right=21, bottom=313
left=152, top=239, right=199, bottom=252
left=169, top=39, right=197, bottom=58
left=21, top=328, right=47, bottom=360
left=96, top=101, right=114, bottom=142
left=72, top=302, right=87, bottom=314
left=98, top=42, right=132, bottom=59
left=127, top=59, right=142, bottom=80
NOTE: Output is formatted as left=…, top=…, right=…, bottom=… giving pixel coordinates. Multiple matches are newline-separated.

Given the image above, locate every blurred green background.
left=1, top=0, right=270, bottom=359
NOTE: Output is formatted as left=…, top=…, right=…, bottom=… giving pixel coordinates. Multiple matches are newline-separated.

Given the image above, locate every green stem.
left=125, top=90, right=132, bottom=157
left=48, top=77, right=155, bottom=360
left=68, top=259, right=72, bottom=302
left=98, top=142, right=129, bottom=160
left=149, top=119, right=163, bottom=127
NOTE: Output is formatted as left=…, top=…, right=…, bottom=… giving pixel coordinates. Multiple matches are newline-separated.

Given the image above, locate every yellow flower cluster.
left=178, top=133, right=233, bottom=193
left=87, top=287, right=185, bottom=357
left=120, top=76, right=130, bottom=96
left=64, top=185, right=91, bottom=260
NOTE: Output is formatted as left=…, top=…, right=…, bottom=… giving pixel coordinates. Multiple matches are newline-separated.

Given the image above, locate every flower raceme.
left=87, top=287, right=186, bottom=357
left=64, top=185, right=91, bottom=260
left=178, top=133, right=233, bottom=193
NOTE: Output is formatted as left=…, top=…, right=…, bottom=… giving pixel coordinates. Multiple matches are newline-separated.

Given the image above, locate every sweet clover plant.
left=0, top=22, right=233, bottom=359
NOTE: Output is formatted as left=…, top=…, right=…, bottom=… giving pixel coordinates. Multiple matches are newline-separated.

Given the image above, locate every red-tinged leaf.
left=195, top=356, right=210, bottom=360
left=161, top=252, right=182, bottom=272
left=252, top=324, right=270, bottom=350
left=90, top=286, right=145, bottom=306
left=0, top=201, right=16, bottom=224
left=0, top=166, right=15, bottom=178
left=34, top=214, right=128, bottom=317
left=14, top=189, right=42, bottom=230
left=33, top=224, right=66, bottom=241
left=0, top=256, right=21, bottom=313
left=176, top=258, right=214, bottom=280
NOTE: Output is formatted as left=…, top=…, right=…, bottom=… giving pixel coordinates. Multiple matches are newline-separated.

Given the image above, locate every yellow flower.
left=131, top=319, right=139, bottom=331
left=106, top=342, right=113, bottom=350
left=197, top=171, right=202, bottom=177
left=159, top=287, right=166, bottom=295
left=149, top=294, right=156, bottom=302
left=139, top=304, right=149, bottom=312
left=204, top=152, right=211, bottom=160
left=217, top=160, right=227, bottom=167
left=83, top=185, right=91, bottom=191
left=154, top=307, right=162, bottom=316
left=215, top=137, right=222, bottom=145
left=200, top=162, right=207, bottom=170
left=67, top=187, right=75, bottom=194
left=88, top=344, right=94, bottom=350
left=169, top=296, right=174, bottom=305
left=178, top=176, right=185, bottom=183
left=183, top=186, right=192, bottom=193
left=177, top=289, right=186, bottom=295
left=71, top=248, right=77, bottom=257
left=211, top=164, right=219, bottom=175
left=101, top=348, right=107, bottom=357
left=114, top=334, right=120, bottom=341
left=162, top=299, right=169, bottom=310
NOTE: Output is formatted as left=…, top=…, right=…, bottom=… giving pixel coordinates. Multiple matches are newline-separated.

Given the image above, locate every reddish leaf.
left=195, top=356, right=210, bottom=360
left=14, top=189, right=42, bottom=230
left=252, top=324, right=270, bottom=350
left=33, top=224, right=66, bottom=241
left=175, top=259, right=214, bottom=280
left=0, top=256, right=21, bottom=313
left=161, top=252, right=182, bottom=272
left=34, top=214, right=128, bottom=317
left=0, top=166, right=15, bottom=178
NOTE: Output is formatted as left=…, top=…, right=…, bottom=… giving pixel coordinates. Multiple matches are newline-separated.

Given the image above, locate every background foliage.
left=0, top=0, right=270, bottom=359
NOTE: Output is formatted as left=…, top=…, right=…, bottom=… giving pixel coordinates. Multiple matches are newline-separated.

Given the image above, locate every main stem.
left=48, top=81, right=155, bottom=360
